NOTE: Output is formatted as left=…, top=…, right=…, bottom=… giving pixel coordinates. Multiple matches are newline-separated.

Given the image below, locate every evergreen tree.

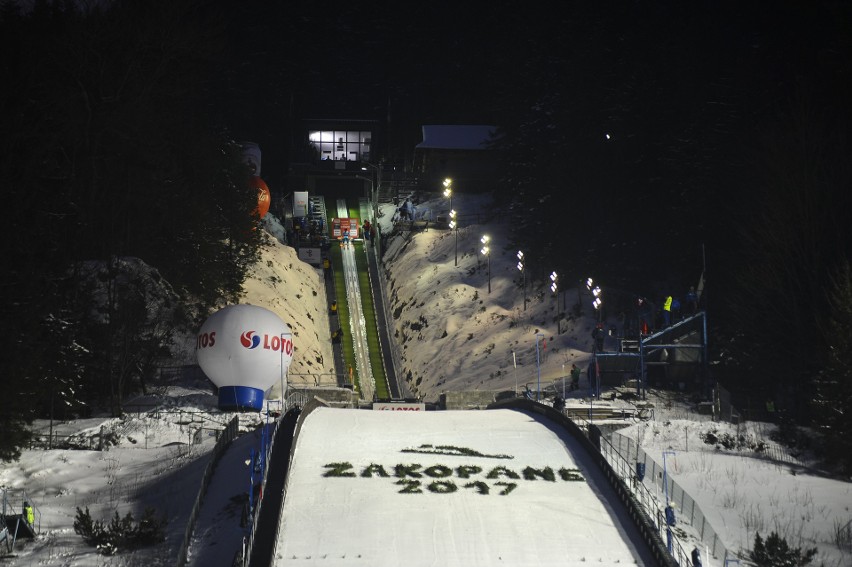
left=812, top=260, right=852, bottom=473
left=750, top=531, right=817, bottom=567
left=0, top=0, right=263, bottom=457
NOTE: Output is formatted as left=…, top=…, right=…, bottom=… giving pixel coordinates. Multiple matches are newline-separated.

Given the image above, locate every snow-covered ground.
left=616, top=410, right=852, bottom=566
left=2, top=191, right=850, bottom=566
left=0, top=378, right=260, bottom=566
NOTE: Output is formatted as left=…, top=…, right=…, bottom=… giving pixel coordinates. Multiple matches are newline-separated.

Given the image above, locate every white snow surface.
left=275, top=407, right=644, bottom=566
left=1, top=192, right=851, bottom=567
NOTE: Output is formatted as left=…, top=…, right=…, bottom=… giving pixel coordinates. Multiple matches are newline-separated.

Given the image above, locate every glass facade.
left=308, top=129, right=372, bottom=161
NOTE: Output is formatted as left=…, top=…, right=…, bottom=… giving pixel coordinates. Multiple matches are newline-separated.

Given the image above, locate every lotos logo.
left=196, top=332, right=216, bottom=350
left=239, top=331, right=294, bottom=355
left=240, top=331, right=261, bottom=349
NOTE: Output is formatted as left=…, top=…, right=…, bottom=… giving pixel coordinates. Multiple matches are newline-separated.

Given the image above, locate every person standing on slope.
left=662, top=295, right=673, bottom=327
left=570, top=363, right=582, bottom=391
left=23, top=501, right=34, bottom=527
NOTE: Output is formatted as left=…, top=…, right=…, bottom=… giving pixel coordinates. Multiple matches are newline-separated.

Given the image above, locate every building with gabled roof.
left=413, top=125, right=500, bottom=193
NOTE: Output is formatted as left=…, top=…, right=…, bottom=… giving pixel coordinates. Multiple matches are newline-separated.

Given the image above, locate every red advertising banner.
left=331, top=218, right=360, bottom=239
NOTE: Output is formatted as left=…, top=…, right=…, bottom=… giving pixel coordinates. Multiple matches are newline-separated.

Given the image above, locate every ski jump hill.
left=263, top=399, right=674, bottom=567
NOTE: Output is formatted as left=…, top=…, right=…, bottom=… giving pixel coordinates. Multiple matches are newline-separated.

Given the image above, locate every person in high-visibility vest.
left=23, top=501, right=34, bottom=526
left=662, top=295, right=673, bottom=326
left=330, top=301, right=337, bottom=315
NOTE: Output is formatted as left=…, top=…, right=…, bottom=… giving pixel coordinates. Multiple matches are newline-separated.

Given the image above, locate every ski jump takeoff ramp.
left=272, top=407, right=658, bottom=566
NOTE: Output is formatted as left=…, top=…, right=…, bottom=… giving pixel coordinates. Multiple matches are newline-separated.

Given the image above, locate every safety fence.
left=30, top=408, right=230, bottom=452
left=570, top=417, right=697, bottom=566
left=754, top=442, right=805, bottom=467
left=29, top=427, right=109, bottom=451
left=240, top=389, right=309, bottom=566
left=122, top=405, right=230, bottom=426
left=175, top=415, right=239, bottom=567
left=487, top=399, right=679, bottom=566
left=715, top=383, right=742, bottom=424
left=605, top=428, right=735, bottom=564
left=373, top=239, right=406, bottom=396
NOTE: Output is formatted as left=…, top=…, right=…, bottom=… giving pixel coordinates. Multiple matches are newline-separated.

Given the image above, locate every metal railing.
left=603, top=427, right=736, bottom=564
left=175, top=415, right=240, bottom=567
left=373, top=231, right=407, bottom=397
left=240, top=389, right=308, bottom=566
left=1, top=488, right=40, bottom=552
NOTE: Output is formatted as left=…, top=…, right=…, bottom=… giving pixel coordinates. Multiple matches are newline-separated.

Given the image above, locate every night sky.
left=216, top=2, right=851, bottom=185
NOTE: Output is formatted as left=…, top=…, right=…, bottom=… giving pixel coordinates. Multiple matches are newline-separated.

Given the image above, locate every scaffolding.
left=594, top=311, right=709, bottom=400
left=1, top=488, right=39, bottom=552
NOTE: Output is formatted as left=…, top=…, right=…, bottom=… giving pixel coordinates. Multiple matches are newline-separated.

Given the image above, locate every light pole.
left=354, top=174, right=374, bottom=226
left=662, top=450, right=676, bottom=504
left=581, top=277, right=594, bottom=315
left=449, top=210, right=458, bottom=266
left=442, top=178, right=452, bottom=212
left=663, top=450, right=677, bottom=553
left=562, top=363, right=565, bottom=399
left=517, top=251, right=526, bottom=311
left=361, top=162, right=381, bottom=221
left=280, top=332, right=292, bottom=405
left=480, top=235, right=491, bottom=294
left=550, top=271, right=559, bottom=334
left=512, top=350, right=518, bottom=396
left=592, top=285, right=603, bottom=322
left=535, top=333, right=544, bottom=402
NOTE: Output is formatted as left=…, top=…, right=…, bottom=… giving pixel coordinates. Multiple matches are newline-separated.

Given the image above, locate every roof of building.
left=415, top=125, right=498, bottom=150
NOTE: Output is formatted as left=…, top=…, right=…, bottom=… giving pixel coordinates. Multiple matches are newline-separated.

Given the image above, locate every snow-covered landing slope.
left=274, top=407, right=653, bottom=566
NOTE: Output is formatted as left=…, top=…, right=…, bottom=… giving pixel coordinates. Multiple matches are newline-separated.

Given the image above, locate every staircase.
left=594, top=311, right=708, bottom=391
left=1, top=489, right=38, bottom=553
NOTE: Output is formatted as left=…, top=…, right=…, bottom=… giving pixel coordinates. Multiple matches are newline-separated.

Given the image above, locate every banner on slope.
left=331, top=218, right=360, bottom=239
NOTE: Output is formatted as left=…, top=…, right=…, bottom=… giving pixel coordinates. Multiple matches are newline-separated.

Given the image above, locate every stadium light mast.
left=517, top=251, right=526, bottom=310
left=592, top=285, right=603, bottom=322
left=449, top=210, right=458, bottom=266
left=480, top=235, right=491, bottom=294
left=360, top=162, right=380, bottom=221
left=535, top=333, right=544, bottom=402
left=551, top=271, right=559, bottom=333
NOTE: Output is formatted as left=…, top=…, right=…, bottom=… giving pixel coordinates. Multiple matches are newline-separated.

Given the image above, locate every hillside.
left=1, top=193, right=850, bottom=567
left=379, top=192, right=598, bottom=401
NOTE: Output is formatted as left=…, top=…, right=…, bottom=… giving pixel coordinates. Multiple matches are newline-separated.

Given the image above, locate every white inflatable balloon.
left=196, top=304, right=293, bottom=411
left=241, top=141, right=262, bottom=176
